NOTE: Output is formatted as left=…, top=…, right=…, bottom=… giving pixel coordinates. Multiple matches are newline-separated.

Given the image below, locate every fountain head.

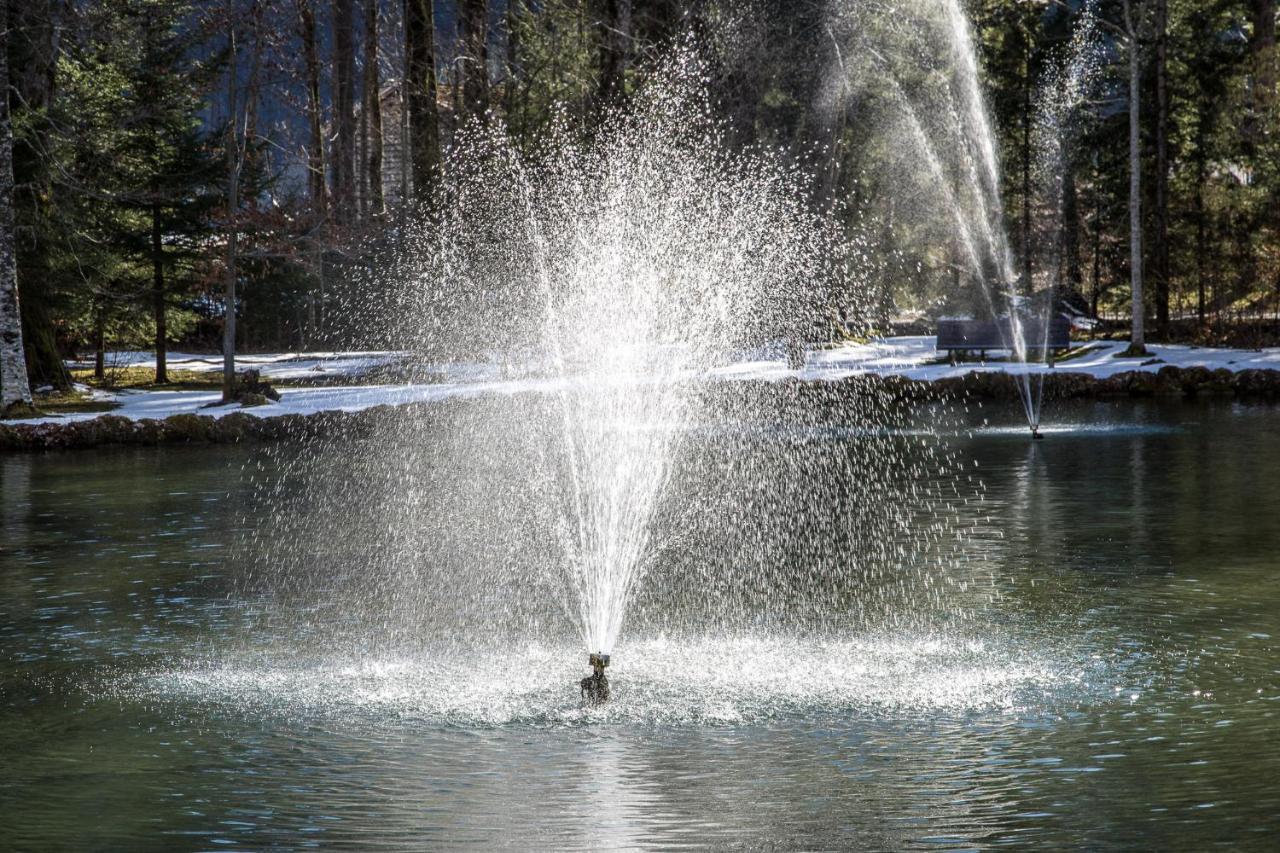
left=1031, top=426, right=1044, bottom=440
left=581, top=653, right=611, bottom=705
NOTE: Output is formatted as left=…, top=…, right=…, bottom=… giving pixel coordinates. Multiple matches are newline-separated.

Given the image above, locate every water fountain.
left=820, top=0, right=1102, bottom=439
left=323, top=50, right=886, bottom=701
left=238, top=7, right=1040, bottom=707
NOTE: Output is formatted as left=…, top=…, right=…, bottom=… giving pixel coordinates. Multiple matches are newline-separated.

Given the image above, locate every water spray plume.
left=381, top=45, right=856, bottom=693
left=238, top=18, right=988, bottom=710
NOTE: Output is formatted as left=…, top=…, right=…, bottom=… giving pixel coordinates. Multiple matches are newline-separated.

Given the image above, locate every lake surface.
left=3, top=399, right=1279, bottom=850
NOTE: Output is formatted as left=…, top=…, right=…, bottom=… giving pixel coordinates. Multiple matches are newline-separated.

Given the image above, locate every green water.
left=2, top=400, right=1279, bottom=850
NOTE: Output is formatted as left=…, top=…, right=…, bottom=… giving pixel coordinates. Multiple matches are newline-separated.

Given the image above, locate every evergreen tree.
left=48, top=0, right=222, bottom=383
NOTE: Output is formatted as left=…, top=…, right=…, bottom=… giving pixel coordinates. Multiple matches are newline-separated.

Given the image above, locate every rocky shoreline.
left=3, top=364, right=1278, bottom=452
left=0, top=408, right=390, bottom=451
left=906, top=363, right=1280, bottom=402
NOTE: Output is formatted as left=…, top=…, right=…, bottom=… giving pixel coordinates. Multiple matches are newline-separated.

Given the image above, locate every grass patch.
left=29, top=387, right=118, bottom=416
left=69, top=361, right=394, bottom=391
left=70, top=365, right=227, bottom=391
left=68, top=365, right=323, bottom=391
left=1112, top=344, right=1152, bottom=359
left=1, top=400, right=45, bottom=419
left=1052, top=343, right=1106, bottom=364
left=921, top=354, right=956, bottom=365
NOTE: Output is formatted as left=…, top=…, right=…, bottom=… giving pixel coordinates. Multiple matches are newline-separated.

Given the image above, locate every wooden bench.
left=936, top=317, right=1072, bottom=365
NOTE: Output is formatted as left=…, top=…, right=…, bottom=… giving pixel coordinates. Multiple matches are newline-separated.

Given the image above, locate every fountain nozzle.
left=1031, top=425, right=1044, bottom=440
left=581, top=653, right=611, bottom=705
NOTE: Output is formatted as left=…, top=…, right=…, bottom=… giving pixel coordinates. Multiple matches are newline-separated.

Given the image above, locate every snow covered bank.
left=712, top=336, right=1280, bottom=383
left=6, top=337, right=1279, bottom=449
left=67, top=350, right=408, bottom=383
left=8, top=375, right=568, bottom=430
left=66, top=350, right=512, bottom=385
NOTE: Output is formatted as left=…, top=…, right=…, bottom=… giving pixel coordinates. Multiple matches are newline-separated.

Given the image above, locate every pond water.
left=3, top=399, right=1279, bottom=850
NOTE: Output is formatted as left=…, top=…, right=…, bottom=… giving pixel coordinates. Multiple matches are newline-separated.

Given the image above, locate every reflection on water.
left=3, top=400, right=1280, bottom=849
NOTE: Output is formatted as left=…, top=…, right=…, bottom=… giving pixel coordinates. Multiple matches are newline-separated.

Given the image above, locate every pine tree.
left=70, top=0, right=222, bottom=384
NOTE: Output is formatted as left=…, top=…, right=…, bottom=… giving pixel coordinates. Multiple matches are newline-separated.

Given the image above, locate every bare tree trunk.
left=364, top=0, right=384, bottom=215
left=93, top=303, right=105, bottom=381
left=1090, top=153, right=1102, bottom=317
left=297, top=0, right=324, bottom=347
left=1196, top=173, right=1206, bottom=327
left=399, top=66, right=409, bottom=215
left=458, top=0, right=489, bottom=120
left=1124, top=0, right=1146, bottom=354
left=0, top=1, right=32, bottom=410
left=1021, top=40, right=1033, bottom=293
left=1153, top=0, right=1170, bottom=338
left=1062, top=156, right=1082, bottom=289
left=405, top=0, right=440, bottom=202
left=597, top=0, right=632, bottom=106
left=505, top=0, right=525, bottom=117
left=9, top=0, right=68, bottom=393
left=1248, top=0, right=1276, bottom=313
left=1250, top=0, right=1277, bottom=128
left=358, top=67, right=367, bottom=219
left=298, top=0, right=325, bottom=211
left=879, top=199, right=896, bottom=329
left=223, top=16, right=241, bottom=402
left=332, top=0, right=356, bottom=221
left=152, top=203, right=168, bottom=384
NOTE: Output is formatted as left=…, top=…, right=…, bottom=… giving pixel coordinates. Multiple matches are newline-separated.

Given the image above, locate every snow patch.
left=18, top=337, right=1280, bottom=427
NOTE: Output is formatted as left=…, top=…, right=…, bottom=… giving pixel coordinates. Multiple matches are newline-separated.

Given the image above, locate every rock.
left=132, top=418, right=166, bottom=445
left=163, top=413, right=215, bottom=442
left=238, top=393, right=270, bottom=408
left=1198, top=367, right=1236, bottom=396
left=955, top=371, right=1020, bottom=400
left=1234, top=369, right=1280, bottom=398
left=0, top=423, right=31, bottom=450
left=1047, top=372, right=1097, bottom=399
left=1154, top=365, right=1185, bottom=396
left=1180, top=366, right=1213, bottom=395
left=1105, top=370, right=1158, bottom=396
left=933, top=376, right=966, bottom=399
left=268, top=413, right=308, bottom=439
left=231, top=368, right=282, bottom=403
left=61, top=419, right=105, bottom=448
left=95, top=415, right=134, bottom=441
left=210, top=412, right=256, bottom=443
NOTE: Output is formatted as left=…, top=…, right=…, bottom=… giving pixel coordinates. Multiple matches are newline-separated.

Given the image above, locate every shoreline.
left=4, top=363, right=1278, bottom=452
